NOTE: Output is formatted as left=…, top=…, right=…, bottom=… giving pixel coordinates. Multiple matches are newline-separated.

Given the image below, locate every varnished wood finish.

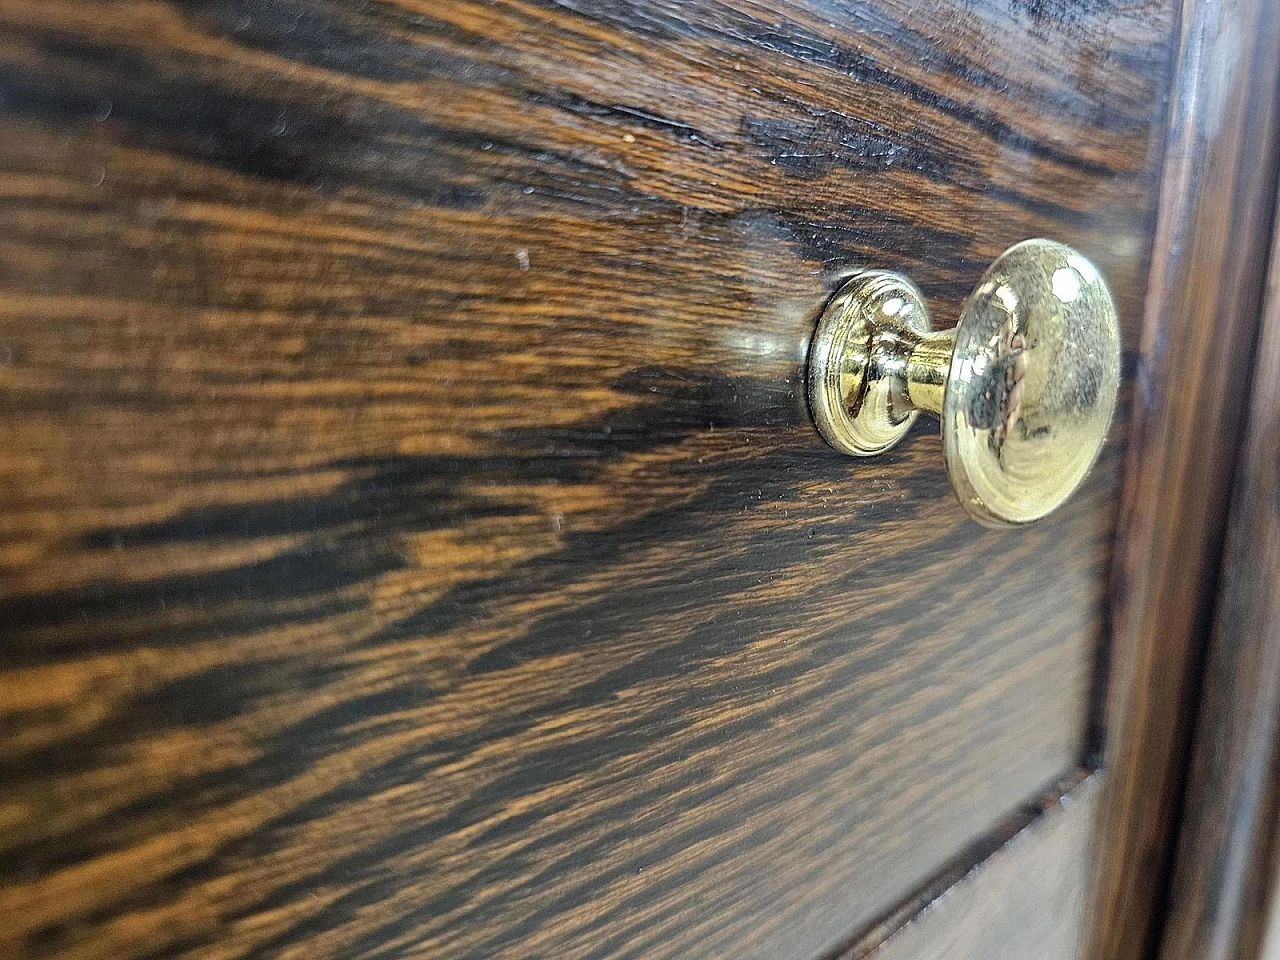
left=832, top=768, right=1091, bottom=958
left=1156, top=194, right=1280, bottom=960
left=840, top=775, right=1103, bottom=960
left=1086, top=0, right=1280, bottom=956
left=0, top=3, right=1176, bottom=959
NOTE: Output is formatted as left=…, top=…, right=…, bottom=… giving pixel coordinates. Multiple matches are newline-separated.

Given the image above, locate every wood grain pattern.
left=1085, top=0, right=1280, bottom=956
left=1155, top=185, right=1280, bottom=960
left=0, top=2, right=1175, bottom=958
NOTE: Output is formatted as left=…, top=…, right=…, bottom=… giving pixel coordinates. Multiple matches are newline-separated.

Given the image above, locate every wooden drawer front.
left=0, top=2, right=1174, bottom=958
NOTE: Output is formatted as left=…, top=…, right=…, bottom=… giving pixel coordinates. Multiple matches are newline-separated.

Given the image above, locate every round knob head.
left=942, top=239, right=1121, bottom=527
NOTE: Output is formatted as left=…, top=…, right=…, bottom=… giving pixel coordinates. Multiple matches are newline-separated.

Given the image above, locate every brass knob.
left=807, top=239, right=1121, bottom=527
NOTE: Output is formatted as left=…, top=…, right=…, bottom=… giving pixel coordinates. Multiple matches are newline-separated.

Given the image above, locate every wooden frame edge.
left=1086, top=1, right=1280, bottom=957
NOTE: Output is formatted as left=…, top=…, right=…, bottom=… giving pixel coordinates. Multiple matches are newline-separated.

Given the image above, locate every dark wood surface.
left=1155, top=191, right=1280, bottom=960
left=0, top=2, right=1177, bottom=959
left=1084, top=0, right=1280, bottom=956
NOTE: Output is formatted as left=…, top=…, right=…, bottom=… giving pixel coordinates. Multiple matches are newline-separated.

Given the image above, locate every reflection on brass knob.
left=807, top=239, right=1120, bottom=527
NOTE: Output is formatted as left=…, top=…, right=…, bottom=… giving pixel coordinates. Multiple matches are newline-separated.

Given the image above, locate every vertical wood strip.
left=1087, top=1, right=1280, bottom=957
left=1156, top=178, right=1280, bottom=960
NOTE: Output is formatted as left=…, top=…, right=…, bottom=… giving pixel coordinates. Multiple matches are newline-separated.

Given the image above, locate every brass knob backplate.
left=808, top=239, right=1121, bottom=527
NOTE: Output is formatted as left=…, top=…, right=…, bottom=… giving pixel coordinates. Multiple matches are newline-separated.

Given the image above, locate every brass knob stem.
left=807, top=239, right=1121, bottom=527
left=902, top=330, right=954, bottom=418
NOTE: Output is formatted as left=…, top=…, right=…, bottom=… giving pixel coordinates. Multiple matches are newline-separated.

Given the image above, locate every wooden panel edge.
left=1156, top=164, right=1280, bottom=960
left=828, top=768, right=1093, bottom=960
left=829, top=771, right=1102, bottom=960
left=1086, top=0, right=1280, bottom=957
